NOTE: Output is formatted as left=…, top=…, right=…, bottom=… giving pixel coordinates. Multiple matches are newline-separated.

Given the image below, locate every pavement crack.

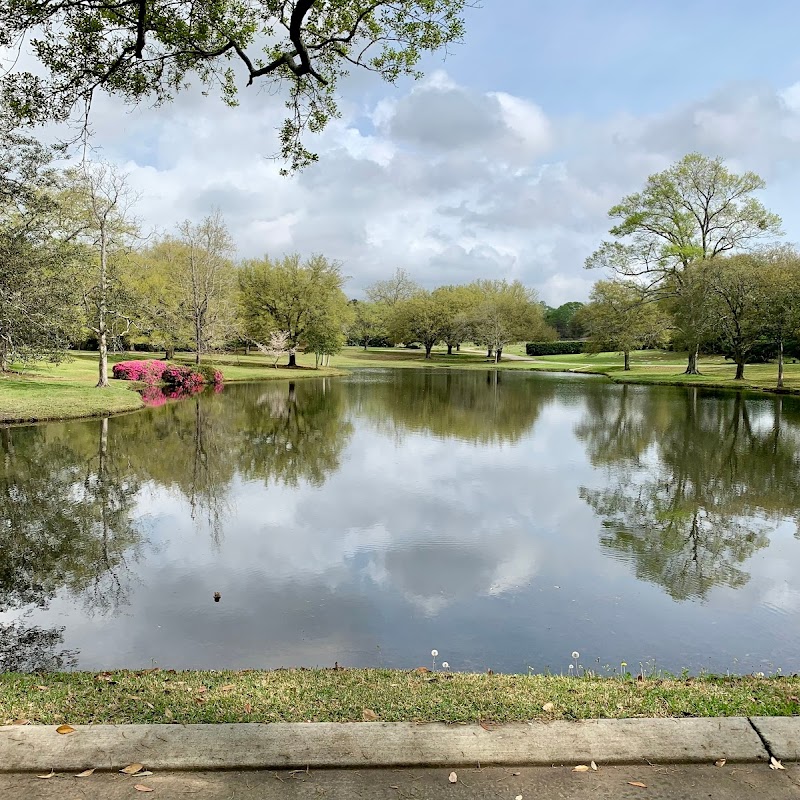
left=746, top=717, right=776, bottom=761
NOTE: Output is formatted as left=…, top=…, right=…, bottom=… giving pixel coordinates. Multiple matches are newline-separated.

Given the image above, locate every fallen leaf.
left=511, top=772, right=521, bottom=776
left=134, top=785, right=155, bottom=792
left=37, top=771, right=55, bottom=779
left=243, top=703, right=252, bottom=714
left=572, top=765, right=590, bottom=772
left=591, top=761, right=598, bottom=771
left=770, top=757, right=786, bottom=771
left=11, top=719, right=30, bottom=725
left=414, top=667, right=430, bottom=674
left=136, top=771, right=154, bottom=777
left=714, top=759, right=726, bottom=768
left=479, top=721, right=494, bottom=731
left=164, top=708, right=173, bottom=720
left=516, top=796, right=523, bottom=800
left=542, top=702, right=555, bottom=713
left=362, top=709, right=378, bottom=722
left=628, top=781, right=647, bottom=788
left=448, top=771, right=458, bottom=784
left=120, top=763, right=145, bottom=775
left=36, top=685, right=49, bottom=691
left=75, top=769, right=96, bottom=778
left=56, top=724, right=75, bottom=735
left=219, top=684, right=236, bottom=692
left=195, top=686, right=207, bottom=694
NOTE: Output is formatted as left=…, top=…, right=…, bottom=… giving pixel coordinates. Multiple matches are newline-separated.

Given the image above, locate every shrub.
left=195, top=363, right=225, bottom=386
left=162, top=365, right=206, bottom=392
left=112, top=360, right=169, bottom=383
left=526, top=340, right=586, bottom=356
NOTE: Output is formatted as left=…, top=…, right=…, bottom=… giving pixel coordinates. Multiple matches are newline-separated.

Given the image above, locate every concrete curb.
left=750, top=717, right=800, bottom=761
left=0, top=719, right=771, bottom=772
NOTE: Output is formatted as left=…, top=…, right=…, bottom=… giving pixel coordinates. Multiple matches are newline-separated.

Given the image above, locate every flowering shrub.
left=112, top=360, right=168, bottom=384
left=162, top=365, right=206, bottom=392
left=141, top=384, right=205, bottom=407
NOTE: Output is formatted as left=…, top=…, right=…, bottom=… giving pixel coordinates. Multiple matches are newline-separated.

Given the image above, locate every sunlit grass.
left=2, top=670, right=798, bottom=725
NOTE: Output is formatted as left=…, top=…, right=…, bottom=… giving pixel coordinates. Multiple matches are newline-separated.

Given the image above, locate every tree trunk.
left=495, top=347, right=502, bottom=363
left=456, top=343, right=460, bottom=352
left=96, top=228, right=109, bottom=388
left=425, top=344, right=433, bottom=359
left=624, top=349, right=630, bottom=371
left=363, top=340, right=368, bottom=350
left=0, top=340, right=9, bottom=372
left=777, top=339, right=784, bottom=389
left=487, top=347, right=493, bottom=359
left=165, top=346, right=175, bottom=360
left=447, top=343, right=453, bottom=355
left=684, top=345, right=700, bottom=375
left=288, top=351, right=297, bottom=367
left=735, top=361, right=745, bottom=380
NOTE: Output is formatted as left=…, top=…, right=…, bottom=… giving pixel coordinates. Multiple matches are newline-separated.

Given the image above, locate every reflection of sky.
left=4, top=373, right=800, bottom=675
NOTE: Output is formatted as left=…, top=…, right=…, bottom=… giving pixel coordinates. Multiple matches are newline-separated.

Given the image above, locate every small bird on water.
left=213, top=592, right=221, bottom=602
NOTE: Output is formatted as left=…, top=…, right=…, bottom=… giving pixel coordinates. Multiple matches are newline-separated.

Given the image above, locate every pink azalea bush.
left=112, top=359, right=169, bottom=384
left=141, top=383, right=205, bottom=407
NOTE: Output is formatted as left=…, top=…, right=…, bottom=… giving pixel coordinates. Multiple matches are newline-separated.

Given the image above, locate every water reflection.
left=577, top=386, right=800, bottom=600
left=0, top=621, right=77, bottom=673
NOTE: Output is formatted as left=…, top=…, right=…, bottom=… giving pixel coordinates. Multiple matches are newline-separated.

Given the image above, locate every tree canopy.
left=0, top=0, right=469, bottom=171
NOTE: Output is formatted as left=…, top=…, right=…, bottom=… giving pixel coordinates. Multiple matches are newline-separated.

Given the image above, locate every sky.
left=8, top=0, right=800, bottom=304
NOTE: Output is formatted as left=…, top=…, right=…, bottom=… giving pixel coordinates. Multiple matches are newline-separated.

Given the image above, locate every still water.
left=2, top=369, right=799, bottom=675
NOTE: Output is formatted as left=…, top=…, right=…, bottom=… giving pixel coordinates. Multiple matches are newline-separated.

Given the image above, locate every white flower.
left=442, top=662, right=449, bottom=669
left=431, top=649, right=438, bottom=657
left=572, top=651, right=580, bottom=660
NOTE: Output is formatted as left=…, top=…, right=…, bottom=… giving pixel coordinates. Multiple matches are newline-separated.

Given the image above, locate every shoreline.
left=1, top=349, right=798, bottom=425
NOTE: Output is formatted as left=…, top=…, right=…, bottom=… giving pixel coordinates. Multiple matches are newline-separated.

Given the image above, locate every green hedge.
left=526, top=340, right=586, bottom=356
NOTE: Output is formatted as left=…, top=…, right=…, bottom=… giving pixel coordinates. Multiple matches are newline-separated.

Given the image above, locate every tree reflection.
left=353, top=370, right=557, bottom=444
left=577, top=387, right=800, bottom=600
left=0, top=620, right=77, bottom=673
left=0, top=419, right=143, bottom=615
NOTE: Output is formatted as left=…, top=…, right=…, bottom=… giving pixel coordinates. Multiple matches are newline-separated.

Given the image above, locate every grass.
left=2, top=670, right=798, bottom=725
left=3, top=346, right=799, bottom=424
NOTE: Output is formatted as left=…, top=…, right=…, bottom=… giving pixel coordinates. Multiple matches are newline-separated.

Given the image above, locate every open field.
left=2, top=670, right=799, bottom=725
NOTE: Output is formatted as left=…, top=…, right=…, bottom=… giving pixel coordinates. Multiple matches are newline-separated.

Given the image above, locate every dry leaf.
left=516, top=796, right=523, bottom=800
left=770, top=757, right=785, bottom=770
left=134, top=785, right=155, bottom=792
left=75, top=769, right=96, bottom=778
left=591, top=761, right=598, bottom=771
left=11, top=719, right=30, bottom=725
left=137, top=771, right=154, bottom=777
left=511, top=772, right=521, bottom=776
left=362, top=709, right=378, bottom=722
left=479, top=721, right=494, bottom=731
left=37, top=770, right=55, bottom=779
left=628, top=781, right=647, bottom=788
left=414, top=667, right=430, bottom=674
left=36, top=685, right=49, bottom=691
left=164, top=708, right=173, bottom=720
left=572, top=765, right=590, bottom=772
left=448, top=771, right=458, bottom=784
left=219, top=684, right=236, bottom=692
left=56, top=724, right=75, bottom=735
left=542, top=702, right=555, bottom=713
left=244, top=703, right=252, bottom=714
left=714, top=759, right=726, bottom=768
left=195, top=686, right=207, bottom=694
left=120, top=763, right=145, bottom=775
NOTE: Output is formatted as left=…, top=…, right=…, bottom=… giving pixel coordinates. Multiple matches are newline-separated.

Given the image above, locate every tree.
left=238, top=253, right=348, bottom=366
left=0, top=125, right=81, bottom=370
left=366, top=268, right=419, bottom=307
left=347, top=300, right=386, bottom=349
left=176, top=212, right=237, bottom=364
left=587, top=153, right=782, bottom=374
left=704, top=254, right=770, bottom=380
left=544, top=301, right=585, bottom=339
left=581, top=280, right=669, bottom=370
left=0, top=1, right=469, bottom=172
left=432, top=284, right=480, bottom=355
left=63, top=162, right=140, bottom=387
left=469, top=280, right=550, bottom=362
left=390, top=290, right=448, bottom=358
left=759, top=248, right=800, bottom=389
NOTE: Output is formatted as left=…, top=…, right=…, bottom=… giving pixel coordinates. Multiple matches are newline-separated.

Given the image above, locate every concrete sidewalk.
left=2, top=764, right=800, bottom=800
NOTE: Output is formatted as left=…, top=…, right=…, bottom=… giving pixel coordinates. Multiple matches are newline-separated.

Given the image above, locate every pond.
left=2, top=369, right=800, bottom=676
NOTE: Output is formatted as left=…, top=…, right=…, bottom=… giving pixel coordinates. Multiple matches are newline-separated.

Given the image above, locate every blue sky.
left=20, top=0, right=800, bottom=304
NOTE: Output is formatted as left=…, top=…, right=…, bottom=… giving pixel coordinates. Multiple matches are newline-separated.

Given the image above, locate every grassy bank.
left=2, top=670, right=798, bottom=725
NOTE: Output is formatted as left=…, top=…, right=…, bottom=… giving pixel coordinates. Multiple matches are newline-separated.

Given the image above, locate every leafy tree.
left=238, top=253, right=348, bottom=367
left=432, top=283, right=481, bottom=355
left=366, top=268, right=419, bottom=307
left=544, top=301, right=585, bottom=339
left=586, top=153, right=782, bottom=374
left=0, top=1, right=469, bottom=171
left=469, top=280, right=550, bottom=362
left=581, top=280, right=669, bottom=370
left=175, top=212, right=237, bottom=364
left=347, top=300, right=387, bottom=349
left=389, top=290, right=449, bottom=358
left=0, top=122, right=81, bottom=369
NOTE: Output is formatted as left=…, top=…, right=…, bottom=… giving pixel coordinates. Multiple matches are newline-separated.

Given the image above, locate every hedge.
left=526, top=340, right=586, bottom=356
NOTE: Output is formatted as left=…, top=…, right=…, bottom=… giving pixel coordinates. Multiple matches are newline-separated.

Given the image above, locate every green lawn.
left=2, top=670, right=798, bottom=725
